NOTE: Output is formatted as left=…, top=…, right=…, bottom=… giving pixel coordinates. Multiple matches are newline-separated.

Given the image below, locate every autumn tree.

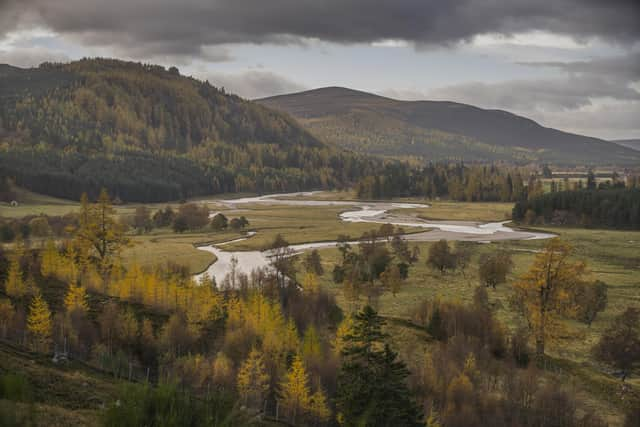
left=302, top=272, right=320, bottom=294
left=230, top=216, right=249, bottom=230
left=64, top=283, right=89, bottom=314
left=279, top=354, right=311, bottom=424
left=574, top=280, right=608, bottom=326
left=27, top=292, right=52, bottom=352
left=75, top=189, right=128, bottom=274
left=40, top=239, right=61, bottom=277
left=4, top=255, right=26, bottom=299
left=309, top=387, right=331, bottom=425
left=380, top=263, right=403, bottom=296
left=237, top=348, right=270, bottom=410
left=210, top=213, right=228, bottom=230
left=302, top=249, right=324, bottom=276
left=427, top=239, right=457, bottom=273
left=478, top=251, right=513, bottom=289
left=269, top=234, right=297, bottom=288
left=593, top=307, right=640, bottom=381
left=511, top=238, right=588, bottom=362
left=132, top=206, right=152, bottom=232
left=336, top=306, right=422, bottom=426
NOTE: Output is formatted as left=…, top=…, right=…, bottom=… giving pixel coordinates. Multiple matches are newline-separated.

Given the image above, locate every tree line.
left=513, top=188, right=640, bottom=229
left=355, top=162, right=532, bottom=202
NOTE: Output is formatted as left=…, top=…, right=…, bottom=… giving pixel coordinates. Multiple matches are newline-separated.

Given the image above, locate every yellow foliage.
left=302, top=272, right=320, bottom=294
left=27, top=293, right=52, bottom=351
left=64, top=283, right=89, bottom=313
left=279, top=355, right=311, bottom=421
left=237, top=348, right=270, bottom=408
left=333, top=315, right=354, bottom=354
left=4, top=258, right=26, bottom=298
left=309, top=387, right=331, bottom=422
left=512, top=238, right=588, bottom=359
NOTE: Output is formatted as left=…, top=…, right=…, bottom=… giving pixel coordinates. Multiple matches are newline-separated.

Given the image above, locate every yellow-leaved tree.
left=64, top=283, right=89, bottom=314
left=279, top=354, right=311, bottom=424
left=27, top=292, right=52, bottom=352
left=4, top=256, right=26, bottom=299
left=41, top=239, right=61, bottom=278
left=74, top=189, right=128, bottom=279
left=302, top=272, right=320, bottom=294
left=333, top=315, right=354, bottom=355
left=511, top=238, right=587, bottom=362
left=237, top=348, right=270, bottom=410
left=308, top=386, right=331, bottom=424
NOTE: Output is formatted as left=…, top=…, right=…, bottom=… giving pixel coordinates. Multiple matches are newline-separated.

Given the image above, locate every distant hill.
left=0, top=60, right=375, bottom=202
left=612, top=139, right=640, bottom=151
left=259, top=87, right=639, bottom=165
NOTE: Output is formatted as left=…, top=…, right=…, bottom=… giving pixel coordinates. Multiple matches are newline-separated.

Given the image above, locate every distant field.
left=402, top=201, right=514, bottom=222
left=122, top=230, right=245, bottom=273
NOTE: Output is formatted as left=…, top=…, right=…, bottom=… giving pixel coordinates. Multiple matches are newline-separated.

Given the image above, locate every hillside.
left=612, top=139, right=640, bottom=151
left=0, top=60, right=376, bottom=202
left=258, top=87, right=640, bottom=165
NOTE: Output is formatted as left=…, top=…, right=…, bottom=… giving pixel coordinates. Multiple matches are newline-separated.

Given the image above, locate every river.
left=195, top=192, right=554, bottom=283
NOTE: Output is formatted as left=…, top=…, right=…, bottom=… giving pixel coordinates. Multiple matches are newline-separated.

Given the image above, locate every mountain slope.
left=612, top=139, right=640, bottom=151
left=259, top=87, right=639, bottom=165
left=0, top=60, right=375, bottom=202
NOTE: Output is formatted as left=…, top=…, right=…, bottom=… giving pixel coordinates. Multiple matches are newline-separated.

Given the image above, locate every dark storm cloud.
left=1, top=0, right=639, bottom=57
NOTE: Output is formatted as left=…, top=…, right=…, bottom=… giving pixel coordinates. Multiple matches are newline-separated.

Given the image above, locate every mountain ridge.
left=259, top=87, right=638, bottom=165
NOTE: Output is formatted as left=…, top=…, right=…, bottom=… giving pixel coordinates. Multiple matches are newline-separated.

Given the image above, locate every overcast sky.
left=1, top=0, right=639, bottom=140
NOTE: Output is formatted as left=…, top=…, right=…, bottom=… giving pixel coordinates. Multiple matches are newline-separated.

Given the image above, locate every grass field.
left=298, top=225, right=639, bottom=424
left=404, top=200, right=514, bottom=222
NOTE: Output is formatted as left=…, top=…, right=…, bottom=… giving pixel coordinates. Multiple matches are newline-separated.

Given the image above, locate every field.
left=300, top=226, right=639, bottom=425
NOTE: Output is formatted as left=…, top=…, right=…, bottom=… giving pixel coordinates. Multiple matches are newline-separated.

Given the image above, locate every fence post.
left=146, top=367, right=150, bottom=383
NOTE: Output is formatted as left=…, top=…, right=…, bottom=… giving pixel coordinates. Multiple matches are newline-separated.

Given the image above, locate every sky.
left=1, top=0, right=639, bottom=140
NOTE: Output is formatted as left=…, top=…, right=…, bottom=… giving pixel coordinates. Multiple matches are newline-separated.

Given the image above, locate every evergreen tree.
left=336, top=306, right=422, bottom=426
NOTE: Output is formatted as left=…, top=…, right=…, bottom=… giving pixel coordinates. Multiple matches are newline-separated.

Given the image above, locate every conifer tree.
left=64, top=283, right=89, bottom=313
left=302, top=325, right=321, bottom=362
left=279, top=354, right=311, bottom=424
left=336, top=306, right=422, bottom=426
left=41, top=239, right=60, bottom=277
left=309, top=386, right=331, bottom=424
left=4, top=257, right=26, bottom=298
left=236, top=348, right=270, bottom=410
left=27, top=293, right=52, bottom=352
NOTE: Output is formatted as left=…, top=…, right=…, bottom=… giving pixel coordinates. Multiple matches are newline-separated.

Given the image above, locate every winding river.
left=195, top=192, right=554, bottom=283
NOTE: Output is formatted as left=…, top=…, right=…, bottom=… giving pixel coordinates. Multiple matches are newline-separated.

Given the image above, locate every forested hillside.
left=259, top=87, right=640, bottom=165
left=0, top=59, right=377, bottom=202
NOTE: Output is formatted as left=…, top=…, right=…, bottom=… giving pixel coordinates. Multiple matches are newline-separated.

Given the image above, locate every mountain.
left=612, top=139, right=640, bottom=151
left=258, top=87, right=639, bottom=165
left=0, top=60, right=375, bottom=202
